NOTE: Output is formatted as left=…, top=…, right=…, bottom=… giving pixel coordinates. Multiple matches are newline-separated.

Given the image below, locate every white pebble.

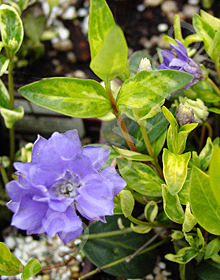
left=25, top=236, right=33, bottom=243
left=62, top=6, right=77, bottom=20
left=146, top=274, right=154, bottom=280
left=157, top=23, right=169, bottom=32
left=158, top=261, right=166, bottom=269
left=188, top=0, right=199, bottom=5
left=137, top=4, right=146, bottom=12
left=78, top=8, right=88, bottom=17
left=5, top=236, right=16, bottom=249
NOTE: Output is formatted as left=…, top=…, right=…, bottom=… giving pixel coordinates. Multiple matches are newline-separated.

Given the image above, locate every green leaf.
left=0, top=106, right=24, bottom=128
left=190, top=166, right=220, bottom=235
left=18, top=78, right=111, bottom=118
left=21, top=259, right=41, bottom=280
left=211, top=28, right=220, bottom=68
left=130, top=223, right=152, bottom=234
left=0, top=54, right=9, bottom=76
left=200, top=10, right=220, bottom=31
left=17, top=0, right=29, bottom=12
left=177, top=123, right=198, bottom=154
left=113, top=146, right=152, bottom=162
left=199, top=137, right=213, bottom=171
left=193, top=14, right=215, bottom=57
left=0, top=79, right=9, bottom=108
left=182, top=202, right=197, bottom=232
left=184, top=228, right=204, bottom=251
left=209, top=146, right=220, bottom=206
left=162, top=106, right=178, bottom=128
left=90, top=25, right=128, bottom=81
left=152, top=130, right=167, bottom=157
left=165, top=247, right=198, bottom=264
left=0, top=242, right=24, bottom=276
left=162, top=184, right=185, bottom=224
left=196, top=260, right=220, bottom=280
left=163, top=149, right=191, bottom=195
left=184, top=80, right=220, bottom=103
left=83, top=215, right=157, bottom=278
left=117, top=70, right=193, bottom=119
left=178, top=168, right=191, bottom=205
left=88, top=0, right=115, bottom=60
left=209, top=107, right=220, bottom=114
left=23, top=14, right=46, bottom=44
left=0, top=5, right=24, bottom=53
left=205, top=239, right=220, bottom=260
left=120, top=190, right=134, bottom=218
left=144, top=201, right=158, bottom=222
left=117, top=158, right=163, bottom=197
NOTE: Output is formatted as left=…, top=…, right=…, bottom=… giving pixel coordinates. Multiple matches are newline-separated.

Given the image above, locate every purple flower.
left=6, top=130, right=126, bottom=244
left=157, top=39, right=204, bottom=90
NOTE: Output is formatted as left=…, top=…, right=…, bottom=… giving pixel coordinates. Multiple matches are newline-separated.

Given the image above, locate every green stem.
left=79, top=237, right=169, bottom=280
left=207, top=77, right=220, bottom=96
left=205, top=122, right=213, bottom=139
left=0, top=166, right=9, bottom=185
left=80, top=227, right=133, bottom=240
left=6, top=50, right=15, bottom=176
left=140, top=124, right=163, bottom=179
left=105, top=82, right=137, bottom=152
left=0, top=200, right=6, bottom=206
left=128, top=215, right=176, bottom=229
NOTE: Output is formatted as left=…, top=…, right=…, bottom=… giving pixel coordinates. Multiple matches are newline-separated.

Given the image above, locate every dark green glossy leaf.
left=83, top=215, right=156, bottom=278
left=117, top=158, right=163, bottom=197
left=196, top=260, right=220, bottom=280
left=18, top=78, right=111, bottom=118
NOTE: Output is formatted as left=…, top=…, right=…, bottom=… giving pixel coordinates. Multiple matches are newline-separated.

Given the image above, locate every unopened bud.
left=137, top=58, right=152, bottom=73
left=184, top=98, right=209, bottom=123
left=176, top=103, right=194, bottom=126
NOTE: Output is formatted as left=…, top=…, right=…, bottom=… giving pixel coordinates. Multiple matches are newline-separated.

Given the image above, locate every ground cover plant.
left=0, top=0, right=220, bottom=279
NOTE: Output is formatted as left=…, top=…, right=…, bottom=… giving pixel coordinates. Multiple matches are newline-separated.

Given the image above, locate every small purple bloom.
left=6, top=130, right=126, bottom=244
left=157, top=39, right=204, bottom=90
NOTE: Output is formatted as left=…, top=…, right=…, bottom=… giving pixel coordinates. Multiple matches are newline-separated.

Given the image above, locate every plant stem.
left=140, top=124, right=163, bottom=179
left=105, top=82, right=137, bottom=152
left=80, top=227, right=133, bottom=240
left=0, top=200, right=6, bottom=206
left=207, top=77, right=220, bottom=96
left=128, top=215, right=176, bottom=229
left=6, top=51, right=15, bottom=176
left=79, top=237, right=169, bottom=280
left=217, top=67, right=220, bottom=82
left=0, top=166, right=9, bottom=185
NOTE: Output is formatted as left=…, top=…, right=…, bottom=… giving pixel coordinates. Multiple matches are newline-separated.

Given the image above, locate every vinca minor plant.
left=0, top=0, right=220, bottom=279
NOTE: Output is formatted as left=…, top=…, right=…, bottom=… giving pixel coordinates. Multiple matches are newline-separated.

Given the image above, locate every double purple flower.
left=157, top=39, right=203, bottom=90
left=6, top=130, right=126, bottom=244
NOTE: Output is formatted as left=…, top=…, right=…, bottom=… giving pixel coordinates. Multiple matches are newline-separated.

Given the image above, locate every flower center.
left=50, top=170, right=81, bottom=198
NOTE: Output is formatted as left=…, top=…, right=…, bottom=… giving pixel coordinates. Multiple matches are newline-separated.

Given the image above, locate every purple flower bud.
left=176, top=103, right=195, bottom=126
left=157, top=39, right=204, bottom=90
left=6, top=130, right=126, bottom=244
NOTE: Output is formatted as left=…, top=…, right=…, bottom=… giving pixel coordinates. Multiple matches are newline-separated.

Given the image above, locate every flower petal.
left=100, top=166, right=127, bottom=196
left=11, top=195, right=47, bottom=231
left=170, top=39, right=188, bottom=61
left=32, top=135, right=47, bottom=163
left=82, top=146, right=110, bottom=170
